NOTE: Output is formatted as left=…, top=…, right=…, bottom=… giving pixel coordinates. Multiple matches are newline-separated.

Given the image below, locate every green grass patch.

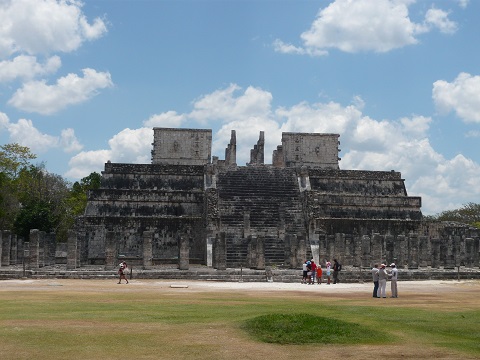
left=243, top=313, right=386, bottom=345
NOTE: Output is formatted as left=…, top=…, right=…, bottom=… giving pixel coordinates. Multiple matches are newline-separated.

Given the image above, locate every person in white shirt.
left=389, top=263, right=398, bottom=298
left=377, top=264, right=388, bottom=298
left=371, top=264, right=379, bottom=298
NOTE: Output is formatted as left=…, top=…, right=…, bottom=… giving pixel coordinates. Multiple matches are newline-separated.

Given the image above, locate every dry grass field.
left=0, top=278, right=479, bottom=360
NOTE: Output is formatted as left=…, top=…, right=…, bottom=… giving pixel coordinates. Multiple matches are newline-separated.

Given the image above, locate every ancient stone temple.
left=69, top=126, right=479, bottom=273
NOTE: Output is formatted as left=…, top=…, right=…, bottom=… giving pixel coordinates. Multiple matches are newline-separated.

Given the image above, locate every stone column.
left=372, top=233, right=383, bottom=263
left=297, top=234, right=306, bottom=266
left=29, top=229, right=40, bottom=269
left=178, top=236, right=189, bottom=270
left=0, top=231, right=3, bottom=267
left=66, top=230, right=78, bottom=270
left=10, top=233, right=17, bottom=265
left=104, top=231, right=117, bottom=270
left=408, top=234, right=419, bottom=269
left=206, top=237, right=214, bottom=267
left=431, top=238, right=441, bottom=268
left=361, top=235, right=371, bottom=267
left=246, top=235, right=256, bottom=268
left=418, top=235, right=429, bottom=267
left=214, top=232, right=226, bottom=270
left=255, top=235, right=265, bottom=270
left=142, top=231, right=153, bottom=268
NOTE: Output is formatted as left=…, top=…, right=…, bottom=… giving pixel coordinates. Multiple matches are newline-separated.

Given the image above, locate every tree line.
left=1, top=143, right=479, bottom=243
left=0, top=143, right=100, bottom=242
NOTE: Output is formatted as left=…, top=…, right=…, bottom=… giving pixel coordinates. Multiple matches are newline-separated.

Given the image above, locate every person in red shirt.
left=309, top=260, right=317, bottom=284
left=316, top=264, right=323, bottom=284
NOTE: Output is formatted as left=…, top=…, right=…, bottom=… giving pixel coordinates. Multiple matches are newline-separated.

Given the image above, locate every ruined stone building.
left=65, top=127, right=478, bottom=271
left=1, top=127, right=478, bottom=273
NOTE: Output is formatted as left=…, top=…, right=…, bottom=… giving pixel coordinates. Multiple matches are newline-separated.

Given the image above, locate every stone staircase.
left=216, top=166, right=305, bottom=267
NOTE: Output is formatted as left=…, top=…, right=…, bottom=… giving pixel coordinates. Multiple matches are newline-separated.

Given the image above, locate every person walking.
left=390, top=263, right=398, bottom=298
left=333, top=259, right=342, bottom=284
left=117, top=262, right=129, bottom=284
left=371, top=264, right=379, bottom=298
left=377, top=264, right=388, bottom=298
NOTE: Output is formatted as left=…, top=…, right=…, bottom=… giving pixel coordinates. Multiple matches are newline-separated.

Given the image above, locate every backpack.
left=337, top=263, right=342, bottom=271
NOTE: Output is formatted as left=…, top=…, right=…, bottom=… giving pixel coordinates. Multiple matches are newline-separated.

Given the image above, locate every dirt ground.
left=1, top=278, right=479, bottom=360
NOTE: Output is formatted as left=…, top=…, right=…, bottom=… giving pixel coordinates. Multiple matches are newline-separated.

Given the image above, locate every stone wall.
left=151, top=127, right=212, bottom=165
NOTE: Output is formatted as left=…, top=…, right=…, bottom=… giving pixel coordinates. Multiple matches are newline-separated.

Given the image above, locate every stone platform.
left=1, top=264, right=479, bottom=282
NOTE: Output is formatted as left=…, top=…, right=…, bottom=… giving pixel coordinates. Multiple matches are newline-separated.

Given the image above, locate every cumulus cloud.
left=433, top=72, right=480, bottom=123
left=65, top=128, right=153, bottom=179
left=0, top=55, right=61, bottom=82
left=8, top=68, right=113, bottom=114
left=65, top=149, right=112, bottom=179
left=424, top=8, right=457, bottom=34
left=274, top=0, right=458, bottom=56
left=0, top=112, right=83, bottom=154
left=143, top=111, right=186, bottom=128
left=188, top=84, right=273, bottom=124
left=0, top=0, right=107, bottom=58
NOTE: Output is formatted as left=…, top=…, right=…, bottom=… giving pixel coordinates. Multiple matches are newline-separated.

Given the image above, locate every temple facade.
left=68, top=127, right=475, bottom=271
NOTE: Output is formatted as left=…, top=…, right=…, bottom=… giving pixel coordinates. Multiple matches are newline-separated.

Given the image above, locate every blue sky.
left=0, top=0, right=479, bottom=215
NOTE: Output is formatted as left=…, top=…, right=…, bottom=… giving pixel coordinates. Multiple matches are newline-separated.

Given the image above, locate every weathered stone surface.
left=3, top=128, right=477, bottom=274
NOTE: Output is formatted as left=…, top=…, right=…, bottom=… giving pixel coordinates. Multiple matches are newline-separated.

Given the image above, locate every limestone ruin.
left=1, top=127, right=479, bottom=278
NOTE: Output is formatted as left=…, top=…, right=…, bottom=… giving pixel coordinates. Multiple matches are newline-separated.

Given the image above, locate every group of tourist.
left=371, top=263, right=398, bottom=298
left=302, top=258, right=342, bottom=285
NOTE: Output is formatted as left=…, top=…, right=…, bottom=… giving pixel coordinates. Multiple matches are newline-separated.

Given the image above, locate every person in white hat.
left=377, top=264, right=388, bottom=298
left=389, top=263, right=398, bottom=298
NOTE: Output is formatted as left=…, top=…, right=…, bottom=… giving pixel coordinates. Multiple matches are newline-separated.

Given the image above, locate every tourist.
left=118, top=262, right=129, bottom=284
left=326, top=261, right=331, bottom=284
left=316, top=264, right=323, bottom=284
left=333, top=258, right=342, bottom=284
left=377, top=264, right=388, bottom=298
left=389, top=263, right=398, bottom=298
left=371, top=264, right=379, bottom=298
left=302, top=260, right=309, bottom=284
left=310, top=259, right=317, bottom=284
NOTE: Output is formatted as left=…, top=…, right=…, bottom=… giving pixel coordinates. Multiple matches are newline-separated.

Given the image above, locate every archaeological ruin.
left=0, top=127, right=479, bottom=280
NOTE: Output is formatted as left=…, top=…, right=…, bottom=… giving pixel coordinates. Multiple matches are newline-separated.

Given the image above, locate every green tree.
left=0, top=144, right=37, bottom=229
left=432, top=202, right=480, bottom=229
left=13, top=164, right=70, bottom=241
left=67, top=172, right=102, bottom=216
left=0, top=143, right=37, bottom=178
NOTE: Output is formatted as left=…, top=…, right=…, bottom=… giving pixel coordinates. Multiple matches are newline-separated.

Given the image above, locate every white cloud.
left=424, top=8, right=457, bottom=34
left=65, top=149, right=112, bottom=179
left=188, top=84, right=273, bottom=124
left=0, top=0, right=107, bottom=58
left=60, top=128, right=83, bottom=153
left=0, top=112, right=83, bottom=154
left=457, top=0, right=469, bottom=9
left=108, top=128, right=153, bottom=164
left=274, top=0, right=457, bottom=56
left=8, top=68, right=113, bottom=114
left=0, top=55, right=61, bottom=82
left=433, top=72, right=480, bottom=123
left=65, top=127, right=153, bottom=179
left=143, top=111, right=186, bottom=128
